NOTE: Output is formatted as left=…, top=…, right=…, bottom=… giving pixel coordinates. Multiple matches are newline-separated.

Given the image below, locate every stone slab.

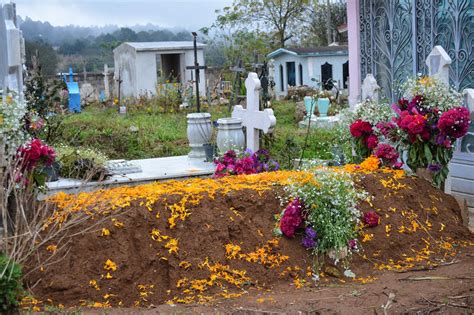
left=43, top=155, right=215, bottom=198
left=299, top=116, right=341, bottom=129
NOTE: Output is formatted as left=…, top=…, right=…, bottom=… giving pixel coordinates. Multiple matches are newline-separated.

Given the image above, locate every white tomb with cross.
left=426, top=45, right=451, bottom=85
left=231, top=72, right=276, bottom=152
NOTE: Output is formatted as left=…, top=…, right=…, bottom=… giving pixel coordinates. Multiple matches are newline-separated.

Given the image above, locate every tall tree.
left=25, top=40, right=59, bottom=76
left=215, top=0, right=310, bottom=48
left=303, top=0, right=346, bottom=46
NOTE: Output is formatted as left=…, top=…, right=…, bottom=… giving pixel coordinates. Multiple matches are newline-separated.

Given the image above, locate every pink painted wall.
left=347, top=0, right=361, bottom=109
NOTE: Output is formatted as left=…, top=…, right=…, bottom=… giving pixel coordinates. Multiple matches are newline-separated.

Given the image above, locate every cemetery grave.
left=21, top=166, right=474, bottom=312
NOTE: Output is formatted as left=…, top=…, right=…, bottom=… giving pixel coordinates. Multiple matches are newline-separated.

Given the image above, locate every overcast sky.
left=11, top=0, right=234, bottom=29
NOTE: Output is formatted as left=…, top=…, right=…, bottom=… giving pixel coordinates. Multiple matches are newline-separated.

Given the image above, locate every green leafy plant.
left=24, top=54, right=69, bottom=143
left=55, top=144, right=108, bottom=180
left=0, top=254, right=23, bottom=313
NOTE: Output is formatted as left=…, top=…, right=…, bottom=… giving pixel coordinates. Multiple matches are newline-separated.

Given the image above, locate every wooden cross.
left=232, top=72, right=276, bottom=151
left=185, top=32, right=207, bottom=113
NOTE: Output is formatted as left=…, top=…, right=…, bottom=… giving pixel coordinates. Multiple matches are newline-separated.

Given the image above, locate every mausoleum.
left=268, top=45, right=348, bottom=97
left=113, top=41, right=206, bottom=98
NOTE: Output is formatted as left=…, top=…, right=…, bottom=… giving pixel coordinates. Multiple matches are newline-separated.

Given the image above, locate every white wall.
left=135, top=51, right=158, bottom=97
left=114, top=46, right=206, bottom=98
left=183, top=49, right=206, bottom=96
left=272, top=53, right=348, bottom=97
left=114, top=45, right=137, bottom=98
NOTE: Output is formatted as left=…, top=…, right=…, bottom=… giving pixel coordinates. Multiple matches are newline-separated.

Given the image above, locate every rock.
left=295, top=101, right=306, bottom=123
left=324, top=266, right=342, bottom=278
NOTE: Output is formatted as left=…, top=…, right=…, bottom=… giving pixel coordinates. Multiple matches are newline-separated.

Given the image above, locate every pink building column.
left=347, top=0, right=361, bottom=109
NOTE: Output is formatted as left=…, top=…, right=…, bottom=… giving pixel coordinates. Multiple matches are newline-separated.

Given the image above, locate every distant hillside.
left=19, top=16, right=194, bottom=74
left=18, top=16, right=188, bottom=45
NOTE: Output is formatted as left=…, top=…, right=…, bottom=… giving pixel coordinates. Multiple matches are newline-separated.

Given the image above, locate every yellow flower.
left=165, top=238, right=179, bottom=254
left=104, top=259, right=117, bottom=271
left=360, top=155, right=380, bottom=171
left=89, top=279, right=100, bottom=291
left=101, top=228, right=110, bottom=236
left=46, top=244, right=57, bottom=253
left=361, top=233, right=374, bottom=242
left=179, top=261, right=192, bottom=269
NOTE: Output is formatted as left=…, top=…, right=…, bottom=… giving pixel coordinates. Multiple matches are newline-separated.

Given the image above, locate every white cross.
left=232, top=72, right=276, bottom=152
left=426, top=45, right=451, bottom=86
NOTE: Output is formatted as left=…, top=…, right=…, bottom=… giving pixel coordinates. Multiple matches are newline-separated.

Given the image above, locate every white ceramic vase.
left=216, top=118, right=245, bottom=154
left=187, top=112, right=212, bottom=159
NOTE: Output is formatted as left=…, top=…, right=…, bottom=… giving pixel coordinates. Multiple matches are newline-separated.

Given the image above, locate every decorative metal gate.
left=359, top=0, right=474, bottom=102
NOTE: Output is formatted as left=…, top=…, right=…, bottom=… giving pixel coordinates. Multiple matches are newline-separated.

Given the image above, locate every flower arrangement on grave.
left=276, top=168, right=368, bottom=271
left=391, top=76, right=469, bottom=186
left=347, top=99, right=394, bottom=162
left=213, top=149, right=279, bottom=178
left=17, top=138, right=56, bottom=187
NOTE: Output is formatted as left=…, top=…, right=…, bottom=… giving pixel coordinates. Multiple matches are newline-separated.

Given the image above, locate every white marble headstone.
left=426, top=45, right=451, bottom=85
left=361, top=73, right=380, bottom=102
left=232, top=72, right=276, bottom=152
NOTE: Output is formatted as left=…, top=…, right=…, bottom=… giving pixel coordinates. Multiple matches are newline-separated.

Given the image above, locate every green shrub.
left=55, top=144, right=108, bottom=180
left=0, top=254, right=23, bottom=313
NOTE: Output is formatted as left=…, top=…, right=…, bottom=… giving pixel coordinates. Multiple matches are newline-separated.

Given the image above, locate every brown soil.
left=24, top=171, right=474, bottom=313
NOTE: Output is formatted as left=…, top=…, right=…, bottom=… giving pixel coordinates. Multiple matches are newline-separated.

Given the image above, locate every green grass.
left=57, top=101, right=352, bottom=168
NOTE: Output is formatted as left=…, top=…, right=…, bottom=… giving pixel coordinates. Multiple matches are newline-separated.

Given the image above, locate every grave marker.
left=0, top=2, right=24, bottom=101
left=185, top=32, right=207, bottom=113
left=232, top=72, right=276, bottom=152
left=103, top=64, right=110, bottom=99
left=361, top=73, right=380, bottom=102
left=426, top=46, right=451, bottom=85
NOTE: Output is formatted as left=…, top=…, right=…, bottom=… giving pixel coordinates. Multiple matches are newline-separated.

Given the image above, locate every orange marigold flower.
left=104, top=259, right=117, bottom=271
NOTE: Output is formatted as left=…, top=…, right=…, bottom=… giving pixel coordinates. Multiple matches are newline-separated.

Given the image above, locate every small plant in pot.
left=55, top=145, right=109, bottom=181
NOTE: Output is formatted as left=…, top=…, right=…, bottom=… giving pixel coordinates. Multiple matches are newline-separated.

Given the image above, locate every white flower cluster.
left=0, top=94, right=27, bottom=157
left=351, top=99, right=394, bottom=125
left=284, top=167, right=368, bottom=262
left=400, top=76, right=463, bottom=113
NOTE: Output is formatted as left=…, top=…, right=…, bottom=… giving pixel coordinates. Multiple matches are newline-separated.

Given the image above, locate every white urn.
left=187, top=113, right=212, bottom=159
left=216, top=117, right=245, bottom=154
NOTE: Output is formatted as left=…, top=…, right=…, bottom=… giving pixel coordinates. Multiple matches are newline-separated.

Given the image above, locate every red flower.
left=365, top=134, right=379, bottom=149
left=438, top=107, right=471, bottom=139
left=363, top=211, right=380, bottom=227
left=396, top=111, right=426, bottom=136
left=350, top=120, right=373, bottom=138
left=398, top=98, right=409, bottom=110
left=280, top=198, right=304, bottom=238
left=374, top=143, right=399, bottom=165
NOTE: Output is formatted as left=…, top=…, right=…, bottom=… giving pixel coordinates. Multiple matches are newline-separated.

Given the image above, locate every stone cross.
left=232, top=72, right=276, bottom=152
left=426, top=45, right=451, bottom=85
left=361, top=73, right=380, bottom=102
left=0, top=3, right=24, bottom=101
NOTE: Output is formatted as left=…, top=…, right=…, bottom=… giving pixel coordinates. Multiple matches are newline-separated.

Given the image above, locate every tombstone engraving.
left=361, top=74, right=380, bottom=102
left=231, top=72, right=276, bottom=152
left=425, top=46, right=451, bottom=85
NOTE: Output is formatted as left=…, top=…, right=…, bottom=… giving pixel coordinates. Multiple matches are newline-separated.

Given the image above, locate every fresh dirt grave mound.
left=24, top=170, right=473, bottom=310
